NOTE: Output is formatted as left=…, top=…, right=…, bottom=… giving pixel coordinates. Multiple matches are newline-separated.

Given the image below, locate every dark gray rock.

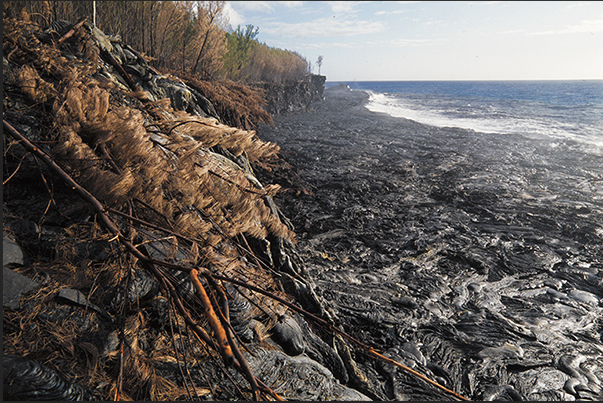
left=5, top=220, right=39, bottom=240
left=88, top=21, right=219, bottom=120
left=57, top=288, right=110, bottom=320
left=3, top=236, right=38, bottom=309
left=4, top=234, right=25, bottom=267
left=480, top=384, right=523, bottom=401
left=73, top=240, right=114, bottom=262
left=243, top=346, right=371, bottom=401
left=3, top=267, right=39, bottom=310
left=3, top=355, right=94, bottom=401
left=256, top=74, right=326, bottom=116
left=272, top=314, right=306, bottom=356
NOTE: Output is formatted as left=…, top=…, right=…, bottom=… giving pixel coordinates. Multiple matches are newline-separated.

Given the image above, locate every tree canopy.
left=3, top=1, right=310, bottom=83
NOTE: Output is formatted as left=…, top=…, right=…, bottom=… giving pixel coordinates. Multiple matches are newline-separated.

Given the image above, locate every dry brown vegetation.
left=242, top=43, right=309, bottom=85
left=172, top=70, right=274, bottom=130
left=3, top=1, right=312, bottom=131
left=3, top=1, right=310, bottom=84
left=3, top=13, right=296, bottom=400
left=3, top=1, right=228, bottom=79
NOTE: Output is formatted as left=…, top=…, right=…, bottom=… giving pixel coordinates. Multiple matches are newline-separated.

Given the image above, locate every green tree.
left=222, top=24, right=259, bottom=80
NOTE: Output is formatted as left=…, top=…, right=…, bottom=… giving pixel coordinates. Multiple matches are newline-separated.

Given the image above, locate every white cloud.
left=300, top=41, right=360, bottom=49
left=289, top=37, right=442, bottom=50
left=230, top=1, right=275, bottom=12
left=380, top=38, right=443, bottom=47
left=278, top=1, right=305, bottom=8
left=566, top=2, right=595, bottom=9
left=223, top=2, right=246, bottom=27
left=375, top=9, right=408, bottom=16
left=529, top=16, right=603, bottom=35
left=467, top=1, right=501, bottom=5
left=499, top=29, right=525, bottom=35
left=231, top=1, right=305, bottom=12
left=264, top=17, right=384, bottom=37
left=423, top=18, right=444, bottom=26
left=328, top=1, right=372, bottom=14
left=223, top=1, right=306, bottom=29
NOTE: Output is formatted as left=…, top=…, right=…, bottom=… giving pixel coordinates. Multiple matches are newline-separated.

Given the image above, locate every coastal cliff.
left=3, top=18, right=366, bottom=401
left=255, top=74, right=327, bottom=116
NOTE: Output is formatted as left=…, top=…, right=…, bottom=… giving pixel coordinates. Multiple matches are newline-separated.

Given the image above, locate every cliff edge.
left=256, top=74, right=327, bottom=116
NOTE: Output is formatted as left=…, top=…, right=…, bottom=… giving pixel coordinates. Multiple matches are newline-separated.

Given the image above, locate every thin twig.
left=166, top=296, right=194, bottom=401
left=57, top=18, right=87, bottom=46
left=3, top=154, right=25, bottom=185
left=107, top=207, right=208, bottom=247
left=133, top=198, right=176, bottom=231
left=98, top=143, right=123, bottom=174
left=204, top=164, right=267, bottom=195
left=33, top=158, right=56, bottom=223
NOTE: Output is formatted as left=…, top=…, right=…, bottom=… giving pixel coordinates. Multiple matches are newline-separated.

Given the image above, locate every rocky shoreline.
left=256, top=84, right=603, bottom=401
left=5, top=16, right=602, bottom=401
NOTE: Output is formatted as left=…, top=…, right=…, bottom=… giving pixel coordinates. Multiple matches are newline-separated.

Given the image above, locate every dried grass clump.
left=4, top=14, right=297, bottom=401
left=15, top=65, right=57, bottom=104
left=12, top=23, right=296, bottom=244
left=169, top=111, right=279, bottom=161
left=172, top=71, right=274, bottom=130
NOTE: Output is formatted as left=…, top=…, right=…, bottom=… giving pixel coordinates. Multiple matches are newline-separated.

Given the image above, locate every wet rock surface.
left=256, top=84, right=603, bottom=400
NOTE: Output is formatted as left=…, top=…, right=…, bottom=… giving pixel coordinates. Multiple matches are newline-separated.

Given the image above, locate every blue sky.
left=223, top=1, right=603, bottom=81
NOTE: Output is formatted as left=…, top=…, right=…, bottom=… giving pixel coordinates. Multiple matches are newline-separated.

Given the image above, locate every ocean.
left=326, top=80, right=603, bottom=152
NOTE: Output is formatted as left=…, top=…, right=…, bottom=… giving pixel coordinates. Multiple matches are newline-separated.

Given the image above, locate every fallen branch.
left=205, top=276, right=263, bottom=400
left=159, top=268, right=282, bottom=400
left=99, top=48, right=140, bottom=92
left=3, top=120, right=162, bottom=270
left=57, top=18, right=87, bottom=46
left=190, top=269, right=234, bottom=364
left=209, top=272, right=470, bottom=401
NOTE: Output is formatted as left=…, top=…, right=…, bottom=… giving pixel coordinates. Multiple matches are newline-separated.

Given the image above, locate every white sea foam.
left=364, top=90, right=603, bottom=155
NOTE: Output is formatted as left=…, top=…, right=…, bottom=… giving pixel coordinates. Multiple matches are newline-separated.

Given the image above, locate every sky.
left=222, top=1, right=603, bottom=81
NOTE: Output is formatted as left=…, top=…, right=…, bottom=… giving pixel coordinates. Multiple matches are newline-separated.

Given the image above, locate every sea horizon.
left=326, top=78, right=603, bottom=83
